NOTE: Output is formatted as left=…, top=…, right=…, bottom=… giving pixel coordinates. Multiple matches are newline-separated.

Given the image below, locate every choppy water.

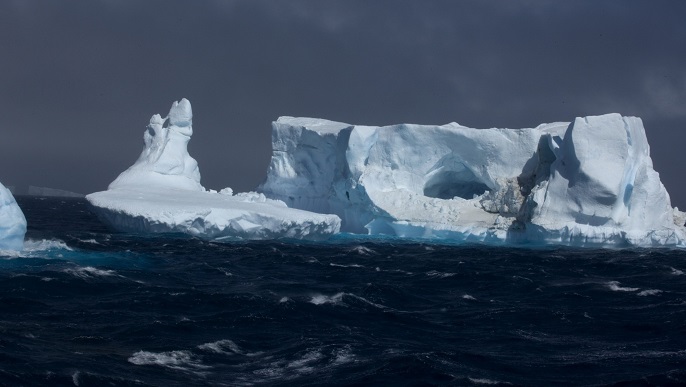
left=0, top=197, right=685, bottom=386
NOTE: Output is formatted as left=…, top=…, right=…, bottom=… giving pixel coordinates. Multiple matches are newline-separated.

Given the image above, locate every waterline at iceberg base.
left=259, top=114, right=686, bottom=247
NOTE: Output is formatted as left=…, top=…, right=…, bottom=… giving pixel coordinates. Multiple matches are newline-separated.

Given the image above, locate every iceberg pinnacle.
left=109, top=98, right=202, bottom=192
left=0, top=181, right=26, bottom=251
left=259, top=114, right=686, bottom=247
left=87, top=99, right=340, bottom=241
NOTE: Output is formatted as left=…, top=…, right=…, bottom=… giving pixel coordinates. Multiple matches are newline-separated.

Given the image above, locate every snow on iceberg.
left=0, top=181, right=27, bottom=251
left=259, top=114, right=686, bottom=247
left=86, top=99, right=340, bottom=241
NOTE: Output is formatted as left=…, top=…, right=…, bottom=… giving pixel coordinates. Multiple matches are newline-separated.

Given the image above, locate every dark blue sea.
left=1, top=197, right=685, bottom=386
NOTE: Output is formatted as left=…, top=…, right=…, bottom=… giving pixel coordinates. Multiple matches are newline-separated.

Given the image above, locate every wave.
left=24, top=239, right=73, bottom=252
left=63, top=266, right=119, bottom=279
left=246, top=345, right=358, bottom=385
left=310, top=293, right=345, bottom=305
left=1, top=239, right=73, bottom=259
left=329, top=263, right=364, bottom=268
left=310, top=292, right=392, bottom=310
left=286, top=349, right=324, bottom=372
left=197, top=339, right=248, bottom=356
left=637, top=289, right=662, bottom=296
left=426, top=270, right=457, bottom=278
left=128, top=350, right=210, bottom=373
left=468, top=377, right=511, bottom=385
left=347, top=246, right=375, bottom=255
left=77, top=238, right=101, bottom=245
left=605, top=281, right=639, bottom=292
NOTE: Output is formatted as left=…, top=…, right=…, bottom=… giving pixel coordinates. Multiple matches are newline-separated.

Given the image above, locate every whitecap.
left=426, top=270, right=457, bottom=278
left=287, top=350, right=324, bottom=371
left=128, top=350, right=210, bottom=372
left=332, top=347, right=355, bottom=365
left=468, top=377, right=511, bottom=385
left=310, top=292, right=391, bottom=310
left=78, top=239, right=100, bottom=245
left=606, top=281, right=639, bottom=292
left=197, top=339, right=243, bottom=355
left=329, top=263, right=364, bottom=268
left=64, top=266, right=118, bottom=279
left=24, top=239, right=73, bottom=252
left=1, top=239, right=73, bottom=259
left=348, top=246, right=374, bottom=255
left=670, top=267, right=684, bottom=275
left=310, top=293, right=345, bottom=305
left=279, top=297, right=290, bottom=303
left=241, top=345, right=358, bottom=384
left=637, top=289, right=662, bottom=296
left=0, top=249, right=23, bottom=259
left=462, top=294, right=476, bottom=300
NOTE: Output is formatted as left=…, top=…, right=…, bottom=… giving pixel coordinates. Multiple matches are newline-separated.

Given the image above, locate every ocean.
left=0, top=197, right=685, bottom=386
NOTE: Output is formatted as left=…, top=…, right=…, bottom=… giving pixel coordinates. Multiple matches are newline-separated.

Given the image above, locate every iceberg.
left=86, top=99, right=340, bottom=241
left=27, top=186, right=84, bottom=198
left=259, top=115, right=686, bottom=247
left=0, top=181, right=27, bottom=251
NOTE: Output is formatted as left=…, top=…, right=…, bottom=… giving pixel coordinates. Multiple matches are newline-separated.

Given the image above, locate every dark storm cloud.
left=1, top=1, right=685, bottom=206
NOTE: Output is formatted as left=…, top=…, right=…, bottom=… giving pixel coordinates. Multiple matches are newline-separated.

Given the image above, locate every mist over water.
left=1, top=197, right=685, bottom=385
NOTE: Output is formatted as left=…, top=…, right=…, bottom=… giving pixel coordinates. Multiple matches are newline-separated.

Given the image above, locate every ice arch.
left=423, top=166, right=489, bottom=199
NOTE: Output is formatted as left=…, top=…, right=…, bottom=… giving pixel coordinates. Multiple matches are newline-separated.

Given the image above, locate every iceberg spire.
left=109, top=98, right=203, bottom=191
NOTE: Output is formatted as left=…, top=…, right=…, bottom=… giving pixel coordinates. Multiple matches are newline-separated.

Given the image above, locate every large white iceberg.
left=86, top=99, right=340, bottom=241
left=259, top=115, right=686, bottom=247
left=0, top=181, right=26, bottom=251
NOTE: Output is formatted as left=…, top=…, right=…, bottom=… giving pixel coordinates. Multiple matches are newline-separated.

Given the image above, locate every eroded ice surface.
left=87, top=100, right=340, bottom=241
left=259, top=114, right=686, bottom=247
left=0, top=181, right=26, bottom=251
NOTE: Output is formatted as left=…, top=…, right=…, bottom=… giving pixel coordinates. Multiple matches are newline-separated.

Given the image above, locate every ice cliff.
left=0, top=181, right=26, bottom=251
left=87, top=99, right=340, bottom=241
left=259, top=114, right=686, bottom=247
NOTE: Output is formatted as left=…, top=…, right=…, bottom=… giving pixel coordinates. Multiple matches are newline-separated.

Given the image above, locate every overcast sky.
left=1, top=1, right=685, bottom=207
